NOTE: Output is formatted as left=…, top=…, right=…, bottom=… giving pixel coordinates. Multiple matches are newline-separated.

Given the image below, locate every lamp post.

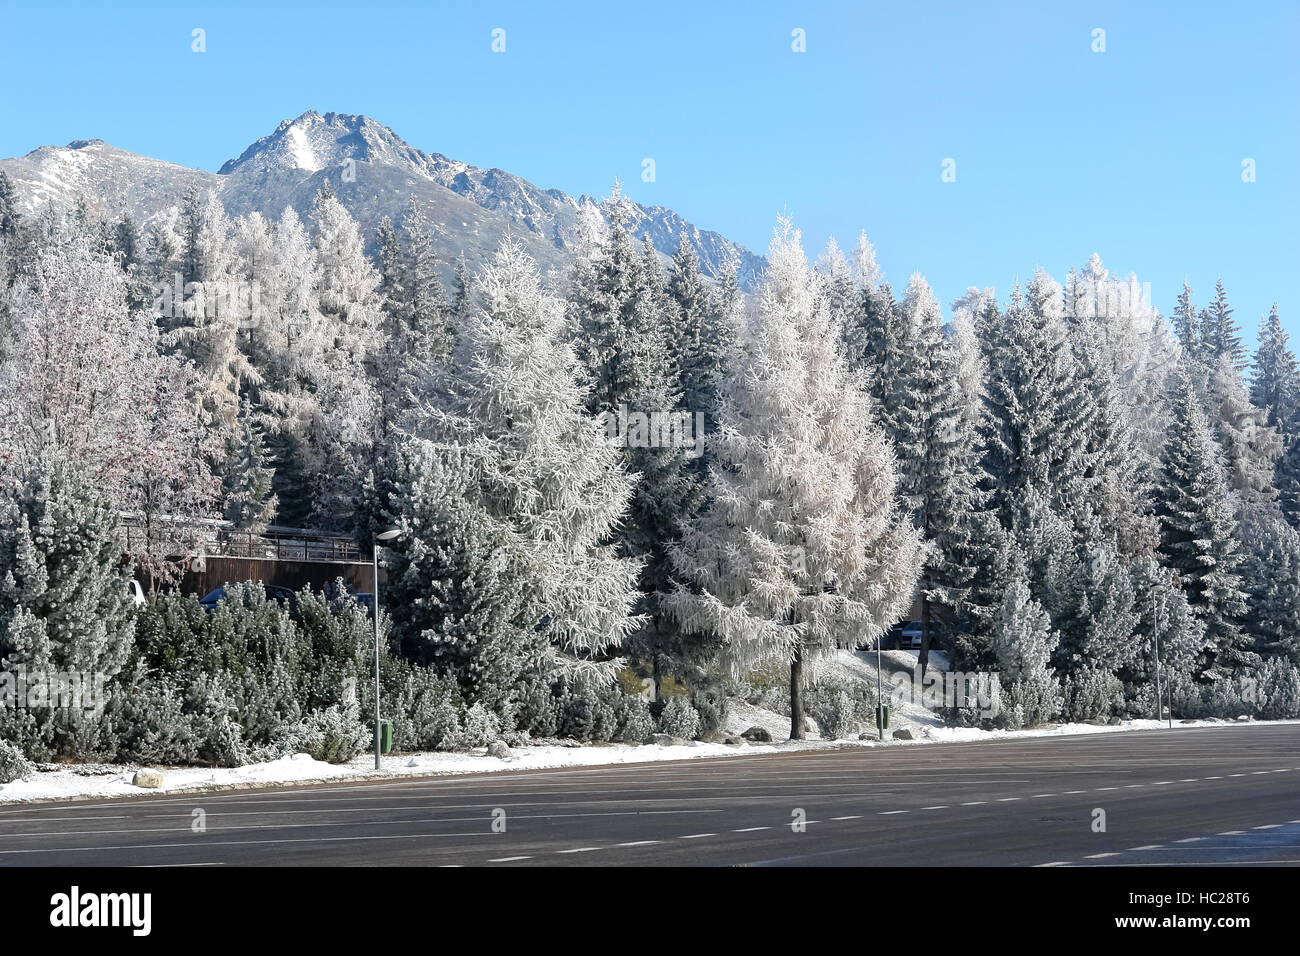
left=372, top=527, right=402, bottom=771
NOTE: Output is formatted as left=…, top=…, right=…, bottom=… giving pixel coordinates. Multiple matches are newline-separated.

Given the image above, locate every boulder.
left=645, top=733, right=686, bottom=746
left=131, top=769, right=163, bottom=789
left=723, top=735, right=746, bottom=746
left=859, top=732, right=877, bottom=740
left=892, top=728, right=915, bottom=741
left=487, top=740, right=513, bottom=759
left=741, top=726, right=773, bottom=743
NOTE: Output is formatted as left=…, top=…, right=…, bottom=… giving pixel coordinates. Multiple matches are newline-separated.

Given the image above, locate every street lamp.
left=372, top=527, right=402, bottom=771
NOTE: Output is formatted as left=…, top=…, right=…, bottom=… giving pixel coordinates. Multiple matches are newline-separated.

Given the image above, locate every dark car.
left=199, top=583, right=298, bottom=612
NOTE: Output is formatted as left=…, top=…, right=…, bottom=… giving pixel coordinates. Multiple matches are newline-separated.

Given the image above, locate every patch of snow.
left=286, top=125, right=320, bottom=172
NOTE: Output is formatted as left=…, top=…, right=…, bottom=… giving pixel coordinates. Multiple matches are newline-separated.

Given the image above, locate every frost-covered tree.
left=1155, top=373, right=1251, bottom=678
left=0, top=224, right=218, bottom=577
left=223, top=398, right=277, bottom=532
left=665, top=221, right=922, bottom=739
left=989, top=573, right=1061, bottom=727
left=1201, top=278, right=1246, bottom=374
left=1250, top=304, right=1298, bottom=431
left=378, top=440, right=547, bottom=713
left=889, top=273, right=980, bottom=672
left=1208, top=354, right=1282, bottom=506
left=0, top=451, right=135, bottom=757
left=1237, top=507, right=1300, bottom=663
left=404, top=238, right=642, bottom=677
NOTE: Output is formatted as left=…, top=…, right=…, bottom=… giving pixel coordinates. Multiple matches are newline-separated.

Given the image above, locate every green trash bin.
left=380, top=720, right=394, bottom=755
left=875, top=704, right=890, bottom=731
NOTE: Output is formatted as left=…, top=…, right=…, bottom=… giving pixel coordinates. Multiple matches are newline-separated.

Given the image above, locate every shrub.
left=811, top=689, right=858, bottom=740
left=460, top=702, right=503, bottom=748
left=0, top=738, right=35, bottom=783
left=691, top=689, right=729, bottom=739
left=290, top=704, right=370, bottom=764
left=614, top=694, right=654, bottom=742
left=657, top=696, right=701, bottom=739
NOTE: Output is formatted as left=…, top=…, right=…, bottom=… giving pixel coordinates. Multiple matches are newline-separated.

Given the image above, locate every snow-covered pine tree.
left=223, top=398, right=277, bottom=532
left=1250, top=304, right=1298, bottom=431
left=664, top=221, right=922, bottom=739
left=404, top=238, right=642, bottom=677
left=1171, top=281, right=1200, bottom=362
left=1155, top=372, right=1251, bottom=678
left=1237, top=506, right=1300, bottom=662
left=397, top=198, right=454, bottom=363
left=378, top=439, right=546, bottom=714
left=1201, top=278, right=1247, bottom=375
left=978, top=273, right=1089, bottom=521
left=889, top=272, right=980, bottom=673
left=0, top=170, right=19, bottom=241
left=1211, top=355, right=1282, bottom=505
left=0, top=450, right=135, bottom=757
left=989, top=572, right=1061, bottom=727
left=668, top=234, right=732, bottom=448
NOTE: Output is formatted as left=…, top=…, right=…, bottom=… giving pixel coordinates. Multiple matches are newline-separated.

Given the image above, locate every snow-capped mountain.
left=0, top=110, right=764, bottom=288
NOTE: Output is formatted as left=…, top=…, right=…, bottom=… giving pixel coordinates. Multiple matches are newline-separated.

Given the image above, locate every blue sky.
left=2, top=0, right=1296, bottom=340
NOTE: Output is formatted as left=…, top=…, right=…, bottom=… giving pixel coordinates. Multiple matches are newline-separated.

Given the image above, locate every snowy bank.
left=3, top=715, right=1295, bottom=806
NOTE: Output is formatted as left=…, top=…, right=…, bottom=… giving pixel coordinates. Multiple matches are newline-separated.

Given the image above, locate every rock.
left=892, top=728, right=914, bottom=741
left=741, top=726, right=773, bottom=742
left=557, top=738, right=581, bottom=748
left=645, top=733, right=685, bottom=746
left=1107, top=716, right=1123, bottom=726
left=723, top=735, right=746, bottom=746
left=859, top=732, right=877, bottom=740
left=487, top=740, right=513, bottom=759
left=1181, top=719, right=1198, bottom=724
left=131, top=769, right=163, bottom=789
left=406, top=757, right=420, bottom=768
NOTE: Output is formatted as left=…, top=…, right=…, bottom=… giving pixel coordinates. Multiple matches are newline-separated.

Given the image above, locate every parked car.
left=199, top=583, right=298, bottom=612
left=882, top=620, right=924, bottom=650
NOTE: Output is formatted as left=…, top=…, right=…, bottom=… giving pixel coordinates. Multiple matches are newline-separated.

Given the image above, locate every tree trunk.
left=789, top=645, right=805, bottom=740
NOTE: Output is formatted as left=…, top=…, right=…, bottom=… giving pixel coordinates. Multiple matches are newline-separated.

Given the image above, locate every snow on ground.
left=4, top=716, right=1293, bottom=806
left=4, top=645, right=1297, bottom=806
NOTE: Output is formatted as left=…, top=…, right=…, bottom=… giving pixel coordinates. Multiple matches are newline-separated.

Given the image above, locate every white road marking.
left=1085, top=852, right=1120, bottom=859
left=1174, top=837, right=1202, bottom=843
left=732, top=827, right=769, bottom=833
left=616, top=840, right=660, bottom=846
left=488, top=856, right=531, bottom=862
left=680, top=833, right=717, bottom=839
left=1128, top=845, right=1162, bottom=851
left=961, top=801, right=986, bottom=806
left=880, top=810, right=908, bottom=815
left=556, top=847, right=601, bottom=853
left=830, top=816, right=861, bottom=821
left=921, top=806, right=948, bottom=810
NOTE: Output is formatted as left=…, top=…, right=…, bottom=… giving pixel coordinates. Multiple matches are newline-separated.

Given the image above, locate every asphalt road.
left=2, top=724, right=1298, bottom=867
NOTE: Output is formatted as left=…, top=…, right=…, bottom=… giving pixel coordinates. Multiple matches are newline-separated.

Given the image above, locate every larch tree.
left=665, top=221, right=922, bottom=740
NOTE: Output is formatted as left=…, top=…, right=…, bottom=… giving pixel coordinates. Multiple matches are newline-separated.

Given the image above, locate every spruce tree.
left=889, top=273, right=979, bottom=672
left=403, top=238, right=642, bottom=676
left=223, top=399, right=277, bottom=532
left=1155, top=373, right=1251, bottom=678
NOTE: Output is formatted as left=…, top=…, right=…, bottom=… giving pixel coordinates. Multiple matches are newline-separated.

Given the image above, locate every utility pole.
left=372, top=527, right=402, bottom=771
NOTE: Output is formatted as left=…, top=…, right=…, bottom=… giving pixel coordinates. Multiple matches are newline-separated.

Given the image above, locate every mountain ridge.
left=0, top=110, right=764, bottom=289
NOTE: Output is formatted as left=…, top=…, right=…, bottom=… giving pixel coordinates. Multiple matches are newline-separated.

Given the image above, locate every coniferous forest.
left=1, top=162, right=1299, bottom=776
